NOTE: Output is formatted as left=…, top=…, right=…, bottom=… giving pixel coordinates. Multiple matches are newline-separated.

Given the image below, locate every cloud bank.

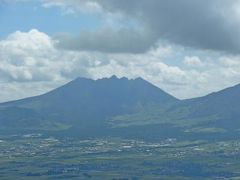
left=43, top=0, right=240, bottom=54
left=1, top=1, right=240, bottom=102
left=1, top=29, right=240, bottom=102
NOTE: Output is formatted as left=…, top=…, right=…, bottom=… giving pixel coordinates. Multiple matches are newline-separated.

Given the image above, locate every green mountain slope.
left=112, top=83, right=240, bottom=137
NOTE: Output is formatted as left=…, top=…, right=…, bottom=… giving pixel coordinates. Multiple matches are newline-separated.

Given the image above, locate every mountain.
left=1, top=75, right=240, bottom=140
left=0, top=76, right=178, bottom=132
left=113, top=83, right=240, bottom=138
left=178, top=84, right=240, bottom=130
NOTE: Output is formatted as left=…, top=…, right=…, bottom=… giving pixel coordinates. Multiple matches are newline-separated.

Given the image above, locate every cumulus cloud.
left=0, top=29, right=190, bottom=101
left=2, top=1, right=240, bottom=103
left=0, top=29, right=95, bottom=101
left=0, top=29, right=55, bottom=82
left=0, top=29, right=95, bottom=83
left=1, top=29, right=240, bottom=102
left=41, top=0, right=240, bottom=54
left=220, top=56, right=240, bottom=67
left=183, top=56, right=203, bottom=67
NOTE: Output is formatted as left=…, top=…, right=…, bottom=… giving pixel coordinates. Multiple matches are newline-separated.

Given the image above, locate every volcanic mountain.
left=0, top=76, right=178, bottom=132
left=0, top=76, right=240, bottom=140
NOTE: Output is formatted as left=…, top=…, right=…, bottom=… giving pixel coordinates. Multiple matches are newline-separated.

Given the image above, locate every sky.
left=1, top=0, right=240, bottom=102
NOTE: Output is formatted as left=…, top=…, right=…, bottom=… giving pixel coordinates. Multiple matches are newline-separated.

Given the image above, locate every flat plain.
left=0, top=133, right=240, bottom=179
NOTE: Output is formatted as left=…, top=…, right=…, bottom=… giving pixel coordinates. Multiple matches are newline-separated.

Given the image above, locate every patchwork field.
left=0, top=134, right=240, bottom=179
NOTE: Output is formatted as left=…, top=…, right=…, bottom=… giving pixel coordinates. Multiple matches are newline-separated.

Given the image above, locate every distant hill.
left=179, top=84, right=240, bottom=130
left=112, top=83, right=240, bottom=139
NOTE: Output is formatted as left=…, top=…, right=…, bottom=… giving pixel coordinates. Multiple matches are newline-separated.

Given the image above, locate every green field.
left=0, top=134, right=240, bottom=179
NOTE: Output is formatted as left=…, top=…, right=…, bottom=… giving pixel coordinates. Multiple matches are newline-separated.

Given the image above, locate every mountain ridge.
left=0, top=76, right=239, bottom=140
left=0, top=75, right=178, bottom=132
left=0, top=76, right=178, bottom=104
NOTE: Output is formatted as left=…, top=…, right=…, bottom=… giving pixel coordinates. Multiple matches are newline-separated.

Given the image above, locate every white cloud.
left=0, top=29, right=95, bottom=101
left=0, top=29, right=190, bottom=101
left=0, top=29, right=94, bottom=83
left=1, top=29, right=240, bottom=102
left=183, top=56, right=203, bottom=66
left=220, top=56, right=240, bottom=67
left=0, top=81, right=62, bottom=103
left=41, top=0, right=103, bottom=15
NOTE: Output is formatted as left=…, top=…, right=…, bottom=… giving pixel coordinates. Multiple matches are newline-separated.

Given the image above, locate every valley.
left=0, top=134, right=240, bottom=179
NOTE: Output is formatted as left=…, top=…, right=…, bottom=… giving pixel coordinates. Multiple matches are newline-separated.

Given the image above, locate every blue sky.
left=0, top=1, right=100, bottom=38
left=0, top=0, right=240, bottom=102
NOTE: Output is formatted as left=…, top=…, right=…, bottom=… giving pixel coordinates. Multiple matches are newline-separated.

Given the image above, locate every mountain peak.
left=135, top=77, right=144, bottom=81
left=0, top=75, right=178, bottom=129
left=51, top=76, right=178, bottom=104
left=110, top=75, right=118, bottom=79
left=73, top=75, right=148, bottom=83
